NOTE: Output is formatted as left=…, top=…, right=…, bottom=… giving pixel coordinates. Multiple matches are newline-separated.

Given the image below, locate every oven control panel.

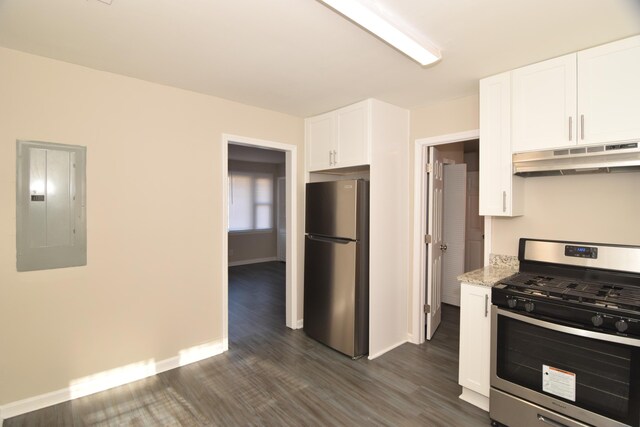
left=493, top=292, right=640, bottom=338
left=565, top=245, right=598, bottom=259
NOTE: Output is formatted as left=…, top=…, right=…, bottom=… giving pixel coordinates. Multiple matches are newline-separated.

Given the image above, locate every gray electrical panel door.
left=16, top=140, right=86, bottom=271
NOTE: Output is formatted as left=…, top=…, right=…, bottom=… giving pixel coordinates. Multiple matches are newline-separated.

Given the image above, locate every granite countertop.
left=456, top=254, right=519, bottom=287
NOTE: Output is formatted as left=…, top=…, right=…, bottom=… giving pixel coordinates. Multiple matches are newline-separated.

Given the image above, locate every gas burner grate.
left=500, top=272, right=640, bottom=313
left=523, top=275, right=556, bottom=286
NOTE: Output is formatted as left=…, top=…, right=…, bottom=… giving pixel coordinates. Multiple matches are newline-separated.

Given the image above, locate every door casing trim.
left=411, top=129, right=491, bottom=344
left=222, top=134, right=299, bottom=346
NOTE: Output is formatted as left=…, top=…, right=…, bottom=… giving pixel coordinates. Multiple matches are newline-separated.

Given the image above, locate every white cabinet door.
left=479, top=72, right=523, bottom=217
left=306, top=112, right=335, bottom=171
left=335, top=101, right=370, bottom=168
left=458, top=283, right=491, bottom=398
left=512, top=53, right=577, bottom=152
left=578, top=35, right=640, bottom=145
left=306, top=101, right=371, bottom=172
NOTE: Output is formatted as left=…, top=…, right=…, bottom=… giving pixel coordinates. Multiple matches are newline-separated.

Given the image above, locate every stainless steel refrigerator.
left=304, top=179, right=369, bottom=358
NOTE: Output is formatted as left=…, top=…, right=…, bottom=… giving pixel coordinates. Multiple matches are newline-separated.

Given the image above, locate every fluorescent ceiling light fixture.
left=319, top=0, right=441, bottom=66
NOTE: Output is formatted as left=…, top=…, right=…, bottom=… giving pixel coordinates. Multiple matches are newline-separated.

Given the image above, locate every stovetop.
left=492, top=238, right=640, bottom=337
left=500, top=272, right=640, bottom=313
left=493, top=272, right=640, bottom=337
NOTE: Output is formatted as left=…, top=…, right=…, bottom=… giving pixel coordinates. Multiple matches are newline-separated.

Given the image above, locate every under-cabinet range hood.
left=513, top=142, right=640, bottom=177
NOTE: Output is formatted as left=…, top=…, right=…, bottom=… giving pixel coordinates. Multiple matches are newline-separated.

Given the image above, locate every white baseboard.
left=459, top=387, right=489, bottom=412
left=367, top=338, right=408, bottom=360
left=406, top=332, right=416, bottom=344
left=228, top=257, right=278, bottom=267
left=295, top=319, right=303, bottom=329
left=0, top=339, right=226, bottom=420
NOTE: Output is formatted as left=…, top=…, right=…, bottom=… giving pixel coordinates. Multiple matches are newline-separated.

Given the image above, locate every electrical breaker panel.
left=16, top=140, right=86, bottom=271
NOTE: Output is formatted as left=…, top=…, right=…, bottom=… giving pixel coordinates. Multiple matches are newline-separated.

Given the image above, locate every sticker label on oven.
left=542, top=364, right=576, bottom=402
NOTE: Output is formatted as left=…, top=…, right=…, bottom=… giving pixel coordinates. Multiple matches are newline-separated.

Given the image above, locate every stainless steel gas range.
left=490, top=238, right=640, bottom=427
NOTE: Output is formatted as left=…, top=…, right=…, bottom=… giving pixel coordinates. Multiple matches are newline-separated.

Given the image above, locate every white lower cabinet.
left=458, top=282, right=491, bottom=411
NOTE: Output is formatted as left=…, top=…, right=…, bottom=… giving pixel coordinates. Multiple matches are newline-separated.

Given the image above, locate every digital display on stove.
left=565, top=245, right=598, bottom=259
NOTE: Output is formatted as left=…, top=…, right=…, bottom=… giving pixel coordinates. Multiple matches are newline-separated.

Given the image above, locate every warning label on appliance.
left=542, top=365, right=576, bottom=402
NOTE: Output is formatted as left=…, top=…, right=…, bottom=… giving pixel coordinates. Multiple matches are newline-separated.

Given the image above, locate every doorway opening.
left=227, top=144, right=285, bottom=266
left=411, top=130, right=489, bottom=344
left=221, top=134, right=299, bottom=350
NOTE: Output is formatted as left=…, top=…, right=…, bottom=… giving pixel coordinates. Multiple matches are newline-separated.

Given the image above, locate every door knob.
left=440, top=244, right=447, bottom=251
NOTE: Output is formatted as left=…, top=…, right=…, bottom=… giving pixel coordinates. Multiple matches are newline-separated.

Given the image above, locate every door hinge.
left=424, top=304, right=431, bottom=314
left=425, top=163, right=433, bottom=173
left=424, top=234, right=432, bottom=244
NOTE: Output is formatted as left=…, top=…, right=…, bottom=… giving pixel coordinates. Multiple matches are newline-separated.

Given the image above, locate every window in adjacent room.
left=228, top=171, right=273, bottom=232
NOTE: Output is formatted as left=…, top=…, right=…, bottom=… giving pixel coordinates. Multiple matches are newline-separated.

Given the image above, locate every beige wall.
left=464, top=149, right=480, bottom=172
left=492, top=172, right=640, bottom=255
left=227, top=159, right=282, bottom=264
left=410, top=95, right=480, bottom=143
left=438, top=142, right=465, bottom=164
left=228, top=232, right=276, bottom=263
left=0, top=47, right=304, bottom=405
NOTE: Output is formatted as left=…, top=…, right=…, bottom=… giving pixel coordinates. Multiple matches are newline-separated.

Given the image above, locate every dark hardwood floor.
left=5, top=262, right=490, bottom=426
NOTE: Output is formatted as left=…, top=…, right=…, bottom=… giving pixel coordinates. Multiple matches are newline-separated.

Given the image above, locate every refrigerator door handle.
left=307, top=234, right=353, bottom=244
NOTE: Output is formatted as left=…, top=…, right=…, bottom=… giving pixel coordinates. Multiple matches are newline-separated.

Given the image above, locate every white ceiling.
left=0, top=0, right=638, bottom=117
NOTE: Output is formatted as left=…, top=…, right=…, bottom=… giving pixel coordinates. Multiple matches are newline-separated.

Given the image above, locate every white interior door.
left=426, top=146, right=444, bottom=340
left=442, top=164, right=467, bottom=307
left=465, top=171, right=484, bottom=271
left=277, top=177, right=286, bottom=262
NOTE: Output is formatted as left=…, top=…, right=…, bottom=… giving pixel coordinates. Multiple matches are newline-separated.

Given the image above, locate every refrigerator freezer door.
left=303, top=235, right=367, bottom=357
left=305, top=180, right=363, bottom=240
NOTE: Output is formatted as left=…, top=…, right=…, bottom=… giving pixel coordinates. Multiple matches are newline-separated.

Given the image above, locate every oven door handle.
left=495, top=307, right=640, bottom=347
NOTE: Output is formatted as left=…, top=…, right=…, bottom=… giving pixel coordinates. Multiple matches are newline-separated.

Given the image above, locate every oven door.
left=490, top=306, right=640, bottom=427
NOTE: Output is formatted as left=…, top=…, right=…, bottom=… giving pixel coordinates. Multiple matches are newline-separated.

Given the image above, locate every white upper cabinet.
left=512, top=54, right=577, bottom=152
left=578, top=36, right=640, bottom=145
left=306, top=100, right=370, bottom=171
left=511, top=35, right=640, bottom=153
left=479, top=72, right=523, bottom=217
left=335, top=102, right=370, bottom=168
left=306, top=112, right=336, bottom=171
